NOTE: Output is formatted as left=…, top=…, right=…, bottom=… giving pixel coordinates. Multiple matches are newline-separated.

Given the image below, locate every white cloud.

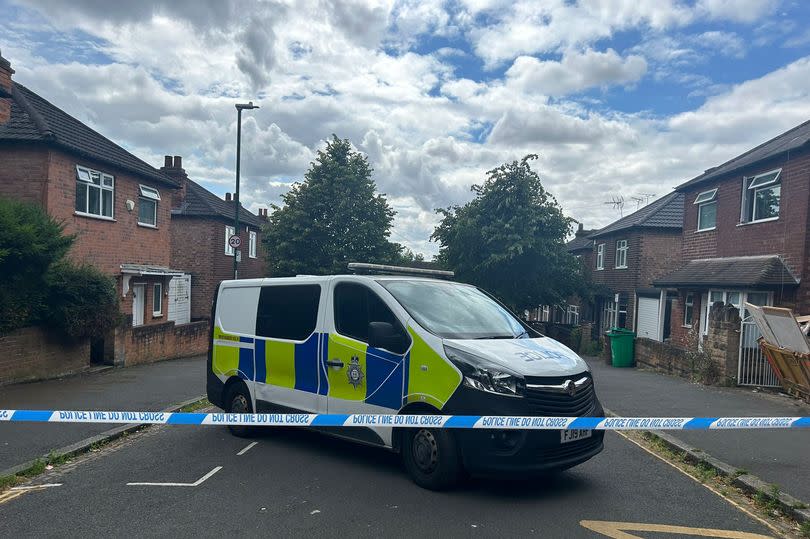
left=505, top=49, right=648, bottom=96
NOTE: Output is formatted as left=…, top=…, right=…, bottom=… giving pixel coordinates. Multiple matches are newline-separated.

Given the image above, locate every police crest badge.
left=347, top=355, right=365, bottom=389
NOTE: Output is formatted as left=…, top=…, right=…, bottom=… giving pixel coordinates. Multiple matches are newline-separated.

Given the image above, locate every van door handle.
left=326, top=359, right=344, bottom=368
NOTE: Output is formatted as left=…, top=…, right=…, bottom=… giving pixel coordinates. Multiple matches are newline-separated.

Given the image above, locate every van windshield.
left=380, top=280, right=527, bottom=340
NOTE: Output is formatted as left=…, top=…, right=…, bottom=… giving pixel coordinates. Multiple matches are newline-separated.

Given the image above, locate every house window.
left=742, top=169, right=781, bottom=223
left=596, top=244, right=604, bottom=270
left=615, top=239, right=628, bottom=269
left=138, top=185, right=160, bottom=227
left=152, top=282, right=163, bottom=316
left=225, top=225, right=236, bottom=256
left=617, top=295, right=628, bottom=328
left=694, top=189, right=717, bottom=231
left=566, top=305, right=580, bottom=326
left=683, top=293, right=694, bottom=327
left=75, top=165, right=114, bottom=219
left=249, top=230, right=257, bottom=259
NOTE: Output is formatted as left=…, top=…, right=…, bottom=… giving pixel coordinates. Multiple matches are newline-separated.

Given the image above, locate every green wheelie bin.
left=607, top=328, right=635, bottom=367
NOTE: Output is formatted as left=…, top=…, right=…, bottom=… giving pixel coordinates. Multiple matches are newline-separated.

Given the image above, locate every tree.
left=263, top=135, right=400, bottom=275
left=0, top=198, right=74, bottom=333
left=432, top=155, right=582, bottom=310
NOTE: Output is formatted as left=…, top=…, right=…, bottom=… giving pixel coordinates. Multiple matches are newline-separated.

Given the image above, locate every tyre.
left=401, top=427, right=464, bottom=490
left=224, top=383, right=254, bottom=438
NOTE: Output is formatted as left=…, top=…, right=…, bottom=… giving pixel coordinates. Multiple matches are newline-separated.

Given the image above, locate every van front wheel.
left=225, top=384, right=254, bottom=438
left=401, top=428, right=463, bottom=490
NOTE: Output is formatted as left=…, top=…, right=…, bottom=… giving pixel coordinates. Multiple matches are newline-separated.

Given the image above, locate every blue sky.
left=3, top=0, right=810, bottom=255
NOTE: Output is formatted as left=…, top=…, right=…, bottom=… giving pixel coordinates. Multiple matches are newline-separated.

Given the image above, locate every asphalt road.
left=0, top=356, right=206, bottom=472
left=0, top=423, right=776, bottom=538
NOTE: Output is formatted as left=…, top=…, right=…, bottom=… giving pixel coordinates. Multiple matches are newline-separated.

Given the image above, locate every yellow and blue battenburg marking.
left=212, top=324, right=463, bottom=411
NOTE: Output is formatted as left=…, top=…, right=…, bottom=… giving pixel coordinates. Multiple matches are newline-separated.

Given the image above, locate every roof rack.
left=347, top=262, right=454, bottom=279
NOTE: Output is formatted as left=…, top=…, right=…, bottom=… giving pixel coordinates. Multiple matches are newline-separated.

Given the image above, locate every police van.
left=207, top=263, right=604, bottom=489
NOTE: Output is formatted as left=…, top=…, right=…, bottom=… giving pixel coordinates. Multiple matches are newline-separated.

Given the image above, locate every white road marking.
left=127, top=466, right=222, bottom=487
left=237, top=442, right=258, bottom=456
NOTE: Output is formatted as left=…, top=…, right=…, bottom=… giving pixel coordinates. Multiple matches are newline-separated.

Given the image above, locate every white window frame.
left=596, top=243, right=605, bottom=270
left=694, top=189, right=717, bottom=231
left=615, top=239, right=628, bottom=269
left=75, top=165, right=114, bottom=220
left=741, top=169, right=781, bottom=224
left=702, top=289, right=773, bottom=333
left=566, top=304, right=580, bottom=326
left=683, top=293, right=694, bottom=327
left=225, top=225, right=236, bottom=256
left=249, top=230, right=257, bottom=259
left=152, top=282, right=163, bottom=317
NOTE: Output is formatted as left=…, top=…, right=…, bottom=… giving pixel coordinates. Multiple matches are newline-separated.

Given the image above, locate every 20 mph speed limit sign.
left=228, top=235, right=242, bottom=249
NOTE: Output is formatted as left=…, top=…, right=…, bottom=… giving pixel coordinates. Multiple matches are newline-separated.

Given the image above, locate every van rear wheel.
left=401, top=427, right=463, bottom=490
left=225, top=384, right=254, bottom=438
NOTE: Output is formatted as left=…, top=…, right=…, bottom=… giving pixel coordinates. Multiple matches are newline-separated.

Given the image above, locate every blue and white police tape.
left=1, top=410, right=810, bottom=430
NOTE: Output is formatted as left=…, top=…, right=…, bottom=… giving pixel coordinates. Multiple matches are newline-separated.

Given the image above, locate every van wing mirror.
left=368, top=322, right=407, bottom=354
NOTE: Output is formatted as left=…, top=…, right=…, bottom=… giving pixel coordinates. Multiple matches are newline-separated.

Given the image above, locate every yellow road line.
left=580, top=519, right=773, bottom=538
left=612, top=431, right=779, bottom=537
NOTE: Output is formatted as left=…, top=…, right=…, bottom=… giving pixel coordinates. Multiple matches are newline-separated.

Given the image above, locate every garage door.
left=636, top=296, right=661, bottom=341
left=168, top=274, right=191, bottom=325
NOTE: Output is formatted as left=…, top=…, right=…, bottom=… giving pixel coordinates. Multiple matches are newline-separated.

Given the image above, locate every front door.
left=132, top=284, right=145, bottom=327
left=325, top=281, right=409, bottom=413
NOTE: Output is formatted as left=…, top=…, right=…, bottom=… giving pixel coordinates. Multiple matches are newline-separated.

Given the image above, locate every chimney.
left=159, top=154, right=189, bottom=209
left=575, top=222, right=585, bottom=237
left=225, top=192, right=232, bottom=202
left=0, top=49, right=14, bottom=126
left=258, top=208, right=268, bottom=221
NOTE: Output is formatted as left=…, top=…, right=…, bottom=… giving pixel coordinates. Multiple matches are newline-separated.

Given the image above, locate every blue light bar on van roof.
left=347, top=262, right=454, bottom=278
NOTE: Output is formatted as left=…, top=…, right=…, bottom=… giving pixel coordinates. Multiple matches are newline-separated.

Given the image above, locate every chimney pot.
left=173, top=155, right=182, bottom=168
left=164, top=155, right=173, bottom=168
left=225, top=192, right=232, bottom=202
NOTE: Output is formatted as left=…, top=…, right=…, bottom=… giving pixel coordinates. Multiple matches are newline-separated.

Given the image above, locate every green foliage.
left=263, top=135, right=401, bottom=276
left=45, top=262, right=119, bottom=340
left=800, top=521, right=810, bottom=538
left=432, top=155, right=581, bottom=309
left=0, top=198, right=74, bottom=333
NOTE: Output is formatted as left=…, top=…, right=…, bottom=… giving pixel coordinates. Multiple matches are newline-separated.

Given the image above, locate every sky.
left=2, top=0, right=810, bottom=256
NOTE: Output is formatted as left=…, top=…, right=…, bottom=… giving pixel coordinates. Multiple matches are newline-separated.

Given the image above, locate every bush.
left=0, top=199, right=74, bottom=334
left=45, top=262, right=119, bottom=340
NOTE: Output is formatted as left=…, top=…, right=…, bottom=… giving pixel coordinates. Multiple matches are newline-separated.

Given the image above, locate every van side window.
left=256, top=285, right=320, bottom=341
left=334, top=283, right=406, bottom=352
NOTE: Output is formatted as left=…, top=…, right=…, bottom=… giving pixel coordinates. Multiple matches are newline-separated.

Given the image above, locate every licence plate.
left=561, top=429, right=592, bottom=444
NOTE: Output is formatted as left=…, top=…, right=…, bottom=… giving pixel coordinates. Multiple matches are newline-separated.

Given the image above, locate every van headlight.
left=444, top=345, right=521, bottom=398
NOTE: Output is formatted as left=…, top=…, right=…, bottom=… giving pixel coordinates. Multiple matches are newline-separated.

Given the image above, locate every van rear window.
left=256, top=285, right=321, bottom=341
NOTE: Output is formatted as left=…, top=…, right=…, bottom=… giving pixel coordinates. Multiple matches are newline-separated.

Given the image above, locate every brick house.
left=0, top=52, right=206, bottom=367
left=655, top=119, right=810, bottom=384
left=161, top=155, right=267, bottom=321
left=587, top=192, right=684, bottom=340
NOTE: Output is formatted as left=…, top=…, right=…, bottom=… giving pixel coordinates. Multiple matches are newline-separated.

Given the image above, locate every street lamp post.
left=233, top=101, right=259, bottom=279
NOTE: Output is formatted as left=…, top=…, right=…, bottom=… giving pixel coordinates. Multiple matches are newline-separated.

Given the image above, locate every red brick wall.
left=115, top=320, right=208, bottom=366
left=638, top=230, right=683, bottom=287
left=0, top=145, right=50, bottom=204
left=680, top=150, right=810, bottom=310
left=171, top=216, right=266, bottom=320
left=0, top=326, right=90, bottom=384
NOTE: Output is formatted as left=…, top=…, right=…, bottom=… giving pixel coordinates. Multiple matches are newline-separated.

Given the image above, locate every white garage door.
left=636, top=296, right=661, bottom=341
left=168, top=274, right=191, bottom=325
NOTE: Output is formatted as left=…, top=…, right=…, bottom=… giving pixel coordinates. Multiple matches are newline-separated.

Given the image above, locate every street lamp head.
left=236, top=101, right=260, bottom=110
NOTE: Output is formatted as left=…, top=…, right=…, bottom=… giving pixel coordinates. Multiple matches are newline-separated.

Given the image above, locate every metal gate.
left=738, top=316, right=780, bottom=387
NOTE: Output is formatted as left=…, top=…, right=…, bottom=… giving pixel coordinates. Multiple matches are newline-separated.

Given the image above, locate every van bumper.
left=443, top=386, right=605, bottom=476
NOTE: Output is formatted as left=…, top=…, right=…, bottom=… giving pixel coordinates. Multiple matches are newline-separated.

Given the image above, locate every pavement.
left=0, top=423, right=776, bottom=538
left=0, top=356, right=206, bottom=472
left=586, top=356, right=810, bottom=503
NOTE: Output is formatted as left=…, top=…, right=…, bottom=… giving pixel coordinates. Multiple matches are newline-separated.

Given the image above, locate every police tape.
left=1, top=410, right=809, bottom=430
